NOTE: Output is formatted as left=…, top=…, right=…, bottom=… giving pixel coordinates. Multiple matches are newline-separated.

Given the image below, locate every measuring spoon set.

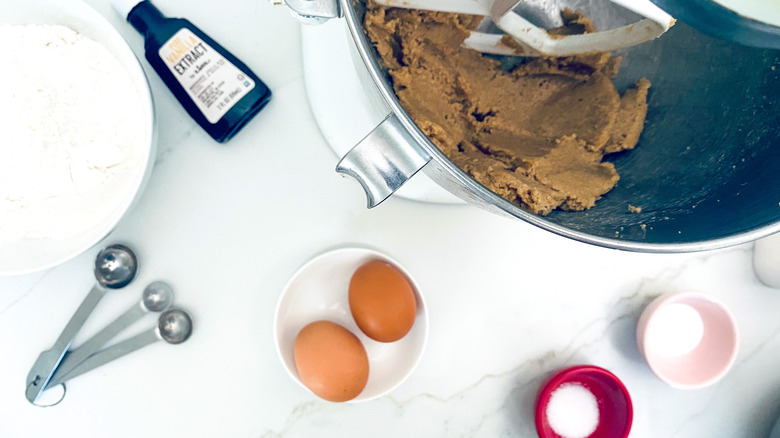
left=25, top=244, right=193, bottom=406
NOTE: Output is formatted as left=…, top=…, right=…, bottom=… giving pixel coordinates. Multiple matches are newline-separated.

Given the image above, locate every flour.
left=646, top=303, right=704, bottom=357
left=0, top=24, right=146, bottom=240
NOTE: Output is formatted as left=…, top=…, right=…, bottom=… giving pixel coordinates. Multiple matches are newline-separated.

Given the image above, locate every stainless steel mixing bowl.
left=288, top=0, right=780, bottom=252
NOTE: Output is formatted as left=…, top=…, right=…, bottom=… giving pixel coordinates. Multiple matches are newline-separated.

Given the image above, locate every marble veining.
left=0, top=1, right=779, bottom=437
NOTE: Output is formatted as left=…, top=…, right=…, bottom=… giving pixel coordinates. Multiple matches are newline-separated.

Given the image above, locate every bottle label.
left=159, top=28, right=255, bottom=124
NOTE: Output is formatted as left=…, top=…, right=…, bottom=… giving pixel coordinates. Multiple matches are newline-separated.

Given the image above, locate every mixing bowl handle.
left=336, top=113, right=432, bottom=208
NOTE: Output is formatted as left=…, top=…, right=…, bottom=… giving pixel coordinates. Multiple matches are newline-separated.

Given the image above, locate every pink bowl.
left=636, top=291, right=739, bottom=390
left=535, top=365, right=633, bottom=438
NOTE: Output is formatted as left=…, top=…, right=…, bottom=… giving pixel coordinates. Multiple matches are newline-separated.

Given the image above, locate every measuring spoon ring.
left=25, top=244, right=138, bottom=404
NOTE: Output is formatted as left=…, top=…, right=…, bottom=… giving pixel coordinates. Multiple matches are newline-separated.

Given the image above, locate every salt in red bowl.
left=535, top=365, right=633, bottom=438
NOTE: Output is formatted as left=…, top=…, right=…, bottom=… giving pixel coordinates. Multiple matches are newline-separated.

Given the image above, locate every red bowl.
left=535, top=365, right=633, bottom=438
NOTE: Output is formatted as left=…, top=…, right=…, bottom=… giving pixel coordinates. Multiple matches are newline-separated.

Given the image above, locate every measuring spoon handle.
left=49, top=303, right=146, bottom=387
left=25, top=285, right=106, bottom=403
left=50, top=328, right=159, bottom=386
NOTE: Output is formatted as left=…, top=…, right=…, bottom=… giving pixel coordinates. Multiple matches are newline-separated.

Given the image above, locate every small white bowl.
left=636, top=291, right=739, bottom=390
left=0, top=0, right=156, bottom=275
left=274, top=246, right=428, bottom=402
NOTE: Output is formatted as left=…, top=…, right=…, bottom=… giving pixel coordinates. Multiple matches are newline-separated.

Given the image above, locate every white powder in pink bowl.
left=545, top=382, right=600, bottom=438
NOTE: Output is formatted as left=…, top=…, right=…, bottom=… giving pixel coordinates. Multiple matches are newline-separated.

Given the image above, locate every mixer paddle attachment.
left=373, top=0, right=675, bottom=56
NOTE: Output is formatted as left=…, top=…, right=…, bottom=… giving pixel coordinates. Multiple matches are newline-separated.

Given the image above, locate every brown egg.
left=349, top=260, right=417, bottom=342
left=293, top=320, right=369, bottom=402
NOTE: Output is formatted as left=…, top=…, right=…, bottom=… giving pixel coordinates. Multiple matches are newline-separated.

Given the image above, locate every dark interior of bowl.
left=354, top=0, right=780, bottom=246
left=556, top=24, right=780, bottom=244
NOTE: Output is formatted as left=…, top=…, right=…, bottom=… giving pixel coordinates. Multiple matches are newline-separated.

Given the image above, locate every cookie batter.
left=364, top=3, right=650, bottom=214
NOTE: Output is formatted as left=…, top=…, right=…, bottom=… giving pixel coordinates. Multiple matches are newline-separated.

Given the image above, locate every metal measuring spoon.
left=48, top=281, right=174, bottom=387
left=53, top=308, right=192, bottom=385
left=25, top=244, right=137, bottom=404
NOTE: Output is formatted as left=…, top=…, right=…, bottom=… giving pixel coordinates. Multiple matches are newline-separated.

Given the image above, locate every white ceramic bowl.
left=0, top=0, right=156, bottom=275
left=274, top=246, right=428, bottom=402
left=636, top=291, right=740, bottom=390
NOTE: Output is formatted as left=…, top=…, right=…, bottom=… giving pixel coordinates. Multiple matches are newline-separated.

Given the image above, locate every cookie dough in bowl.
left=363, top=4, right=650, bottom=215
left=337, top=0, right=780, bottom=251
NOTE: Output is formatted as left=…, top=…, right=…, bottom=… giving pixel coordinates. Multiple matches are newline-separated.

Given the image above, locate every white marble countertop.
left=2, top=1, right=780, bottom=437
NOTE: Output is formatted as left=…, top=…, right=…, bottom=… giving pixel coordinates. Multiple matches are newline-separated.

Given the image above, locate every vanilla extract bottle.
left=113, top=0, right=271, bottom=143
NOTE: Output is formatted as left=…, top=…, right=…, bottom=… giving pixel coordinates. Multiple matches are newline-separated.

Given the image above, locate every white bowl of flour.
left=0, top=0, right=155, bottom=275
